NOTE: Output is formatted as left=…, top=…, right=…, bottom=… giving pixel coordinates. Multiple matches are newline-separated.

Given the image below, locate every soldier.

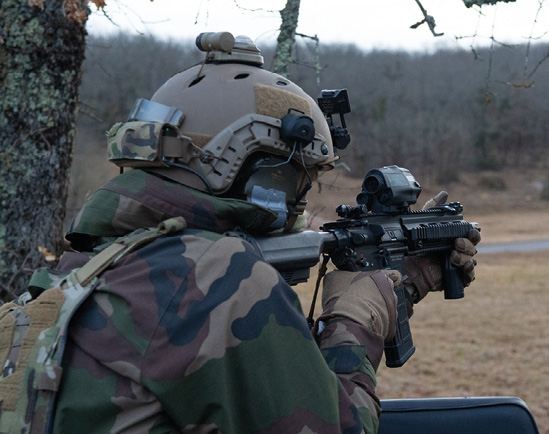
left=1, top=33, right=479, bottom=433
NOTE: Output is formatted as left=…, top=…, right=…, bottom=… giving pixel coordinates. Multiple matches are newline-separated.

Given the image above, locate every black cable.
left=255, top=141, right=298, bottom=169
left=295, top=145, right=313, bottom=203
left=161, top=157, right=215, bottom=196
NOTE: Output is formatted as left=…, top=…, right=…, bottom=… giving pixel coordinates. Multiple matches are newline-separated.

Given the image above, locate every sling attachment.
left=306, top=254, right=330, bottom=329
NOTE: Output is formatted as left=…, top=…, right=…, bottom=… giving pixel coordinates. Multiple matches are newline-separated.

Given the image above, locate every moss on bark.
left=0, top=0, right=87, bottom=299
left=272, top=0, right=301, bottom=78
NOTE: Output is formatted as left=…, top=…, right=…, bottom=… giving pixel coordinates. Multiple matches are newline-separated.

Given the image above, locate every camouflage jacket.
left=50, top=170, right=384, bottom=433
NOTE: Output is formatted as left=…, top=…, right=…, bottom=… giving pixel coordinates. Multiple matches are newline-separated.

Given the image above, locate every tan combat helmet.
left=107, top=32, right=339, bottom=230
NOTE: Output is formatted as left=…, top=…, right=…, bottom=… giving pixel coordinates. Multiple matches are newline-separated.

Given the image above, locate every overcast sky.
left=87, top=0, right=549, bottom=52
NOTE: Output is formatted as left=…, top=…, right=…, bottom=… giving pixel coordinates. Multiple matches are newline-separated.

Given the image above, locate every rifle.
left=230, top=165, right=479, bottom=368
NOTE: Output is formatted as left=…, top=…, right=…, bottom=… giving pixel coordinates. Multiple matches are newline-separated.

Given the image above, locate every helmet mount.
left=196, top=32, right=265, bottom=66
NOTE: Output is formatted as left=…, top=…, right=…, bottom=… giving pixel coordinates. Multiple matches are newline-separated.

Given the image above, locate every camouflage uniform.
left=48, top=169, right=384, bottom=433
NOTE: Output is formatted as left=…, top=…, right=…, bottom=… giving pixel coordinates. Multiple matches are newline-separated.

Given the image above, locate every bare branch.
left=484, top=8, right=497, bottom=100
left=412, top=0, right=444, bottom=37
left=232, top=0, right=278, bottom=13
left=524, top=0, right=548, bottom=81
left=79, top=102, right=103, bottom=122
left=294, top=32, right=322, bottom=85
left=463, top=0, right=516, bottom=7
left=527, top=45, right=549, bottom=80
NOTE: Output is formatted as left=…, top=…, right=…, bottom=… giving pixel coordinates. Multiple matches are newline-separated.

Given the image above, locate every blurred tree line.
left=73, top=33, right=549, bottom=213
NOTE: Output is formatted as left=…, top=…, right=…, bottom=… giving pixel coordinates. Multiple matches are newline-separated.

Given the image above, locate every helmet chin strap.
left=255, top=140, right=298, bottom=170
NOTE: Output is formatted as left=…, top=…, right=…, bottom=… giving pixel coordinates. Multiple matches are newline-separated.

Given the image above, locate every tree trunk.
left=0, top=0, right=87, bottom=301
left=272, top=0, right=301, bottom=78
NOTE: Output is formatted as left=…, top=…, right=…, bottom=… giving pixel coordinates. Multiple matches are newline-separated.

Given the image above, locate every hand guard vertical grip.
left=443, top=254, right=465, bottom=299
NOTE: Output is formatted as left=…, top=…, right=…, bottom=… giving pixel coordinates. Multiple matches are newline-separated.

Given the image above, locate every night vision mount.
left=195, top=31, right=264, bottom=66
left=317, top=89, right=351, bottom=151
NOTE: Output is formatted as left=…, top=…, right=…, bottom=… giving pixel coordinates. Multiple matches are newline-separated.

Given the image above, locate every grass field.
left=295, top=168, right=549, bottom=433
left=296, top=251, right=549, bottom=433
left=376, top=250, right=549, bottom=433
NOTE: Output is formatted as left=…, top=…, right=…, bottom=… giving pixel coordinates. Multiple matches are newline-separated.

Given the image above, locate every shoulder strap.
left=0, top=217, right=187, bottom=434
left=74, top=241, right=127, bottom=287
left=76, top=215, right=188, bottom=286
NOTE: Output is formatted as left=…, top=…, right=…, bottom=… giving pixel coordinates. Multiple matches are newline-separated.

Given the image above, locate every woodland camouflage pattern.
left=10, top=170, right=385, bottom=433
left=107, top=121, right=164, bottom=164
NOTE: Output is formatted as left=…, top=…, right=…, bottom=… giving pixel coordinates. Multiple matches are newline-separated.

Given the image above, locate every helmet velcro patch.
left=254, top=84, right=311, bottom=119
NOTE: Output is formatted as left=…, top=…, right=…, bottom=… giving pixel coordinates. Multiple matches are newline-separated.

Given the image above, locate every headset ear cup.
left=280, top=112, right=315, bottom=146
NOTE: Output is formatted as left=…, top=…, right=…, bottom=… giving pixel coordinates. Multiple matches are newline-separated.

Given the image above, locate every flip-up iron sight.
left=317, top=89, right=351, bottom=151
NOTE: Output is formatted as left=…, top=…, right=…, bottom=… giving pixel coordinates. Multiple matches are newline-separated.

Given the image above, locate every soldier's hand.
left=404, top=191, right=481, bottom=303
left=321, top=269, right=400, bottom=341
left=451, top=227, right=481, bottom=286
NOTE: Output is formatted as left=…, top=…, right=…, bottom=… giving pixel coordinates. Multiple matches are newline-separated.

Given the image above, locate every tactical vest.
left=0, top=217, right=186, bottom=434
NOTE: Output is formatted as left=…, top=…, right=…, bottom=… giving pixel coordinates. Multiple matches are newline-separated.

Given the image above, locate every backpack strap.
left=0, top=217, right=187, bottom=434
left=74, top=241, right=127, bottom=287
